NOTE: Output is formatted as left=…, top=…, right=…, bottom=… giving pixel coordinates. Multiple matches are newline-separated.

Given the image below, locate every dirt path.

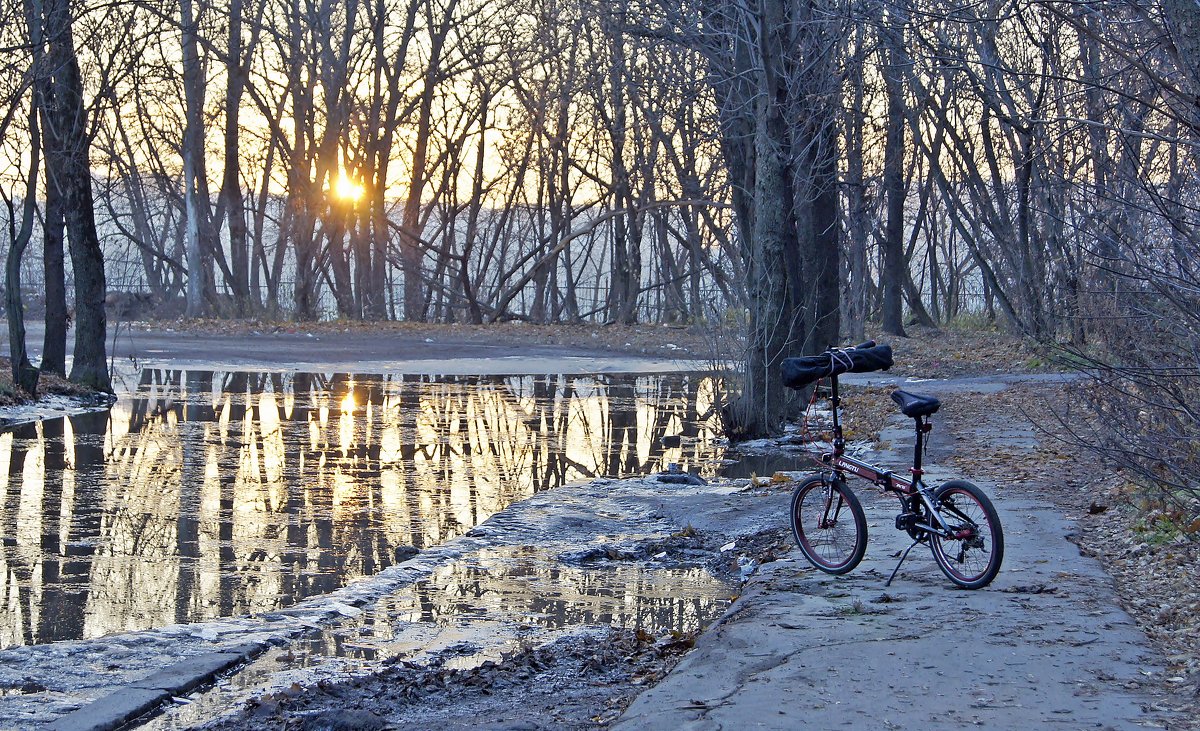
left=39, top=320, right=711, bottom=368
left=6, top=319, right=1055, bottom=378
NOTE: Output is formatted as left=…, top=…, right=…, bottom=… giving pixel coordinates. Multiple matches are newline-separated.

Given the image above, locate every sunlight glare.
left=333, top=172, right=365, bottom=202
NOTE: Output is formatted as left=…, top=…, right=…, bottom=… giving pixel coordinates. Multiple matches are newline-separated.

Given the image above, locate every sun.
left=333, top=171, right=365, bottom=201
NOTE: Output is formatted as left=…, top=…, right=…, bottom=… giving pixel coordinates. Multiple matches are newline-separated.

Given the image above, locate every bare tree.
left=879, top=16, right=907, bottom=337
left=36, top=0, right=110, bottom=391
left=4, top=96, right=40, bottom=395
left=636, top=0, right=843, bottom=437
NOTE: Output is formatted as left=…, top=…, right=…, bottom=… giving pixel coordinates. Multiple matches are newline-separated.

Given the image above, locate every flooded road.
left=0, top=369, right=727, bottom=649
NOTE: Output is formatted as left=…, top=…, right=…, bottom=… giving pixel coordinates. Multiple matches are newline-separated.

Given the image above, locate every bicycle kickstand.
left=886, top=538, right=922, bottom=587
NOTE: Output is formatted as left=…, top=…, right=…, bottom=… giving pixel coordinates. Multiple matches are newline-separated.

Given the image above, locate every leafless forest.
left=1, top=0, right=1199, bottom=522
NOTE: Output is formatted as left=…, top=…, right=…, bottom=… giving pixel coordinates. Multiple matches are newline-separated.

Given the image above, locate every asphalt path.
left=613, top=388, right=1177, bottom=730
left=4, top=320, right=702, bottom=376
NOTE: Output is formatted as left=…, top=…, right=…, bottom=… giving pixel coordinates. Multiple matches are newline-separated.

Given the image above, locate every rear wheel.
left=790, top=475, right=867, bottom=574
left=929, top=480, right=1003, bottom=589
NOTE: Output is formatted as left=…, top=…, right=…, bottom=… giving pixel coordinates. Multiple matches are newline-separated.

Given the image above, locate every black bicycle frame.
left=811, top=375, right=957, bottom=539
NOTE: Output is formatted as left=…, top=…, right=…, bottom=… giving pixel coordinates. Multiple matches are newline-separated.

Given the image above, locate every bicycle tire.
left=929, top=480, right=1004, bottom=589
left=790, top=475, right=868, bottom=575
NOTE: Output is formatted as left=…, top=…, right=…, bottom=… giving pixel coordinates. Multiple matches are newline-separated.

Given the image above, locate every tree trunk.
left=1162, top=0, right=1200, bottom=98
left=219, top=0, right=252, bottom=315
left=6, top=103, right=42, bottom=396
left=181, top=0, right=210, bottom=318
left=41, top=0, right=110, bottom=391
left=728, top=0, right=798, bottom=438
left=693, top=0, right=843, bottom=438
left=880, top=36, right=908, bottom=337
left=399, top=2, right=456, bottom=321
left=26, top=0, right=67, bottom=375
left=805, top=120, right=842, bottom=352
left=40, top=183, right=67, bottom=376
left=604, top=12, right=640, bottom=325
left=843, top=27, right=869, bottom=342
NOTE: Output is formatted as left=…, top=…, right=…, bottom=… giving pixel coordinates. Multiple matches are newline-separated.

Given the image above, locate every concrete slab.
left=47, top=688, right=169, bottom=731
left=128, top=652, right=247, bottom=694
left=614, top=490, right=1172, bottom=730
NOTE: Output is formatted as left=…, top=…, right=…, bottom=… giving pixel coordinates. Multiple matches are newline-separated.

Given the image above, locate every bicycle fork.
left=819, top=481, right=843, bottom=529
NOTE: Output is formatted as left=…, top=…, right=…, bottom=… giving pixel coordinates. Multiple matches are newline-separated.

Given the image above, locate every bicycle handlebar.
left=783, top=343, right=894, bottom=389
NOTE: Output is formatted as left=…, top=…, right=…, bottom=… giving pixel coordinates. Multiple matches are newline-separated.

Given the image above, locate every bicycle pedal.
left=895, top=513, right=918, bottom=531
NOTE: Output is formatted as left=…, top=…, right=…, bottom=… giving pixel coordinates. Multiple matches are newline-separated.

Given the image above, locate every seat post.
left=912, top=416, right=925, bottom=476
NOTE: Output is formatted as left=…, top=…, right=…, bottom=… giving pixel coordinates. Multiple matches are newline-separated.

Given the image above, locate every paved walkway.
left=615, top=394, right=1178, bottom=731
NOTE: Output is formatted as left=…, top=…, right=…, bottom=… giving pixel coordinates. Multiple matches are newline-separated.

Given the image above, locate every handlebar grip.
left=853, top=340, right=876, bottom=350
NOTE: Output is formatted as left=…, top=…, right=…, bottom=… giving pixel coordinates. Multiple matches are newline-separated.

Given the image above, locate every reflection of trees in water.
left=0, top=412, right=110, bottom=647
left=301, top=548, right=731, bottom=661
left=0, top=371, right=724, bottom=647
left=404, top=551, right=724, bottom=634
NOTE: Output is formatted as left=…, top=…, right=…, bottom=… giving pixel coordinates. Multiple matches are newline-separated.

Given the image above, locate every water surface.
left=0, top=369, right=727, bottom=648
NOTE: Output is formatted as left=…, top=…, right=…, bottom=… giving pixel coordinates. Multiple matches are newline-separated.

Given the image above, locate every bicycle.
left=780, top=341, right=1004, bottom=589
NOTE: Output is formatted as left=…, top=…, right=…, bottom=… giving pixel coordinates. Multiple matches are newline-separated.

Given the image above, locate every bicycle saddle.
left=891, top=390, right=941, bottom=418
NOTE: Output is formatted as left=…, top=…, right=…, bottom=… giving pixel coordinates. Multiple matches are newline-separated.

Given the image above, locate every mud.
left=180, top=628, right=695, bottom=731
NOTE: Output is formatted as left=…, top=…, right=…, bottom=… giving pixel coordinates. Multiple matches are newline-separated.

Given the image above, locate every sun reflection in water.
left=0, top=370, right=728, bottom=648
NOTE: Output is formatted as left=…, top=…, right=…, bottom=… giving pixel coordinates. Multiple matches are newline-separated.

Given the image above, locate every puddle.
left=324, top=545, right=727, bottom=649
left=270, top=545, right=731, bottom=671
left=720, top=453, right=812, bottom=479
left=0, top=369, right=727, bottom=649
left=142, top=544, right=733, bottom=730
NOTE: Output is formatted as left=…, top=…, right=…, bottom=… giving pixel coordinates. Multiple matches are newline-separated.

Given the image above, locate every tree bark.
left=219, top=0, right=253, bottom=314
left=399, top=1, right=457, bottom=321
left=6, top=102, right=42, bottom=396
left=1162, top=0, right=1200, bottom=95
left=880, top=34, right=908, bottom=337
left=181, top=0, right=210, bottom=318
left=26, top=0, right=67, bottom=375
left=681, top=0, right=842, bottom=438
left=843, top=26, right=870, bottom=342
left=40, top=0, right=110, bottom=391
left=41, top=181, right=67, bottom=375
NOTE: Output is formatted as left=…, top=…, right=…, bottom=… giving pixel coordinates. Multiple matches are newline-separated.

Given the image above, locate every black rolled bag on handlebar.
left=781, top=344, right=894, bottom=389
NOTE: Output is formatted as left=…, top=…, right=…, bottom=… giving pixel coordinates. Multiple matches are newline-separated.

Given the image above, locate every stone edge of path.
left=45, top=644, right=267, bottom=731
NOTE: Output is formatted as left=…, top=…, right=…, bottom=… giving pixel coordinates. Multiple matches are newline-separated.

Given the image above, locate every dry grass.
left=0, top=357, right=97, bottom=406
left=874, top=324, right=1057, bottom=378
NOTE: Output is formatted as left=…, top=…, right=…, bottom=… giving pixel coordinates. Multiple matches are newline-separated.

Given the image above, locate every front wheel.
left=929, top=480, right=1004, bottom=589
left=790, top=475, right=867, bottom=575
